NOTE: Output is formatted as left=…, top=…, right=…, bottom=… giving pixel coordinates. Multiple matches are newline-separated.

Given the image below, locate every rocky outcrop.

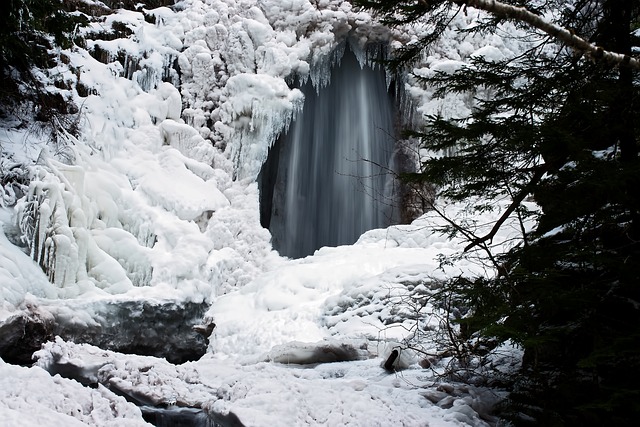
left=1, top=299, right=210, bottom=365
left=0, top=307, right=54, bottom=365
left=49, top=299, right=210, bottom=364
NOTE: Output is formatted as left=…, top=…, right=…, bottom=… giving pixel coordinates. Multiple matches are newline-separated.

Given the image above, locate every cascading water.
left=260, top=45, right=398, bottom=258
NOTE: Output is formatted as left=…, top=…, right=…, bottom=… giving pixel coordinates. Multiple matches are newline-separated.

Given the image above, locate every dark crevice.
left=259, top=44, right=401, bottom=258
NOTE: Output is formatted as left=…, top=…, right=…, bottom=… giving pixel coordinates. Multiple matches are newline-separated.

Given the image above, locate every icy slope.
left=0, top=0, right=530, bottom=322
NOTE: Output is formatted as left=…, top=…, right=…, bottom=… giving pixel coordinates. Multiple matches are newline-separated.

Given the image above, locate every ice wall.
left=262, top=45, right=397, bottom=258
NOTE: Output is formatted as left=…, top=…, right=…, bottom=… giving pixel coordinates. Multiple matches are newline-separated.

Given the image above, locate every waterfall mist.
left=260, top=46, right=397, bottom=259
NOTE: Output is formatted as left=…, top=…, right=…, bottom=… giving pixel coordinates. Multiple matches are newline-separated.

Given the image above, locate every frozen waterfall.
left=260, top=46, right=397, bottom=259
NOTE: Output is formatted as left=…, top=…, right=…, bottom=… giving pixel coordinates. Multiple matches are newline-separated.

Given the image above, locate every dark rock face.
left=0, top=299, right=209, bottom=366
left=51, top=300, right=210, bottom=364
left=99, top=1, right=177, bottom=10
left=0, top=308, right=54, bottom=365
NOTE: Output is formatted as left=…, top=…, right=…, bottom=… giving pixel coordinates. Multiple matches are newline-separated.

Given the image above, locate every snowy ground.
left=0, top=0, right=532, bottom=425
left=1, top=199, right=523, bottom=425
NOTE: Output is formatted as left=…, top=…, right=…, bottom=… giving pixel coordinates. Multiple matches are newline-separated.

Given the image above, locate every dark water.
left=141, top=406, right=244, bottom=427
left=261, top=46, right=397, bottom=258
left=141, top=406, right=214, bottom=427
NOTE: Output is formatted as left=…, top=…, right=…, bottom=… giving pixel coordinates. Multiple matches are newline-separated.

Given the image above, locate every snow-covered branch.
left=450, top=0, right=640, bottom=69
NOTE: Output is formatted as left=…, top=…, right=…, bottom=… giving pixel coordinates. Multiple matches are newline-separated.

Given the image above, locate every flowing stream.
left=260, top=46, right=397, bottom=258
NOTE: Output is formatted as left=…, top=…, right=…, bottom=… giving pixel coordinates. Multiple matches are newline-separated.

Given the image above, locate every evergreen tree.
left=354, top=0, right=640, bottom=424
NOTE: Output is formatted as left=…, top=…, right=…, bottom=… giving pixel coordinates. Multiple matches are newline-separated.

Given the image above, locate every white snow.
left=0, top=210, right=57, bottom=311
left=0, top=0, right=534, bottom=425
left=0, top=357, right=147, bottom=427
left=32, top=338, right=505, bottom=427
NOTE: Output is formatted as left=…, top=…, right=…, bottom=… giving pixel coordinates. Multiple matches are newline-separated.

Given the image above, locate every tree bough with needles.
left=355, top=0, right=640, bottom=424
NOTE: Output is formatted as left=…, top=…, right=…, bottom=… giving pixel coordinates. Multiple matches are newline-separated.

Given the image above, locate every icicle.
left=309, top=41, right=345, bottom=92
left=218, top=73, right=305, bottom=180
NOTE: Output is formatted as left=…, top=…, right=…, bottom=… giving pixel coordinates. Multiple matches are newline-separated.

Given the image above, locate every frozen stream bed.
left=1, top=204, right=522, bottom=426
left=26, top=337, right=504, bottom=427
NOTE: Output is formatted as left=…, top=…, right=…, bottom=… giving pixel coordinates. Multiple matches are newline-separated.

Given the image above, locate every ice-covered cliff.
left=0, top=1, right=531, bottom=425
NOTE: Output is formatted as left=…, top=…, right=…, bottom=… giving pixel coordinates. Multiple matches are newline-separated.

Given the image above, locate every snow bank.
left=0, top=357, right=147, bottom=427
left=209, top=197, right=533, bottom=362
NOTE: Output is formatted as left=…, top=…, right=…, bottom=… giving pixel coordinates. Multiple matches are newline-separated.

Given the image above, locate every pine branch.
left=450, top=0, right=640, bottom=70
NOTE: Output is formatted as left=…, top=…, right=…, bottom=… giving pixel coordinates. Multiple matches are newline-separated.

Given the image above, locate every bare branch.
left=464, top=165, right=547, bottom=252
left=450, top=0, right=640, bottom=70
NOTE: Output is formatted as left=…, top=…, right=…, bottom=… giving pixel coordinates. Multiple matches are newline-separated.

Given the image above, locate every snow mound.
left=0, top=357, right=147, bottom=427
left=263, top=339, right=369, bottom=364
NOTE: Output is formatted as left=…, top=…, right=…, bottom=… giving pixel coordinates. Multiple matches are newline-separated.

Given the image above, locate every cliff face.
left=0, top=0, right=396, bottom=361
left=1, top=0, right=530, bottom=358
